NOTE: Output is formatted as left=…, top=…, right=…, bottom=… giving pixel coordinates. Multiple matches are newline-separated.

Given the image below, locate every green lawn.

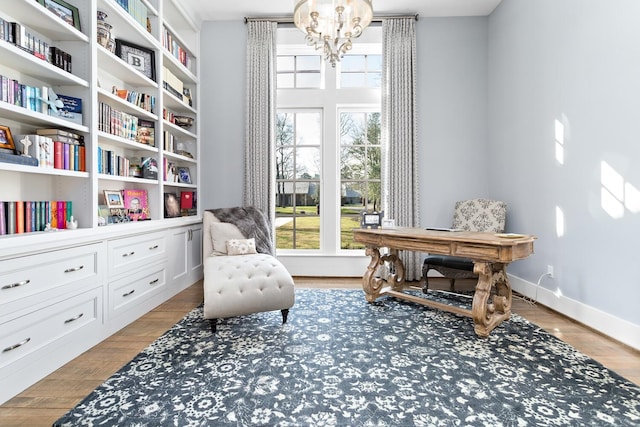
left=275, top=214, right=365, bottom=249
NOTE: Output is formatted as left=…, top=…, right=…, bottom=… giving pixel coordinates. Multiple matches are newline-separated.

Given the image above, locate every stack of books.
left=0, top=200, right=72, bottom=235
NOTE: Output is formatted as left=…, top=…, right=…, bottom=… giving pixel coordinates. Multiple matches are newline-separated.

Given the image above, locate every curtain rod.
left=245, top=14, right=418, bottom=24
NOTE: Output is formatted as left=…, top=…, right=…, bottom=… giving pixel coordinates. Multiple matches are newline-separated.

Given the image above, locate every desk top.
left=353, top=227, right=536, bottom=263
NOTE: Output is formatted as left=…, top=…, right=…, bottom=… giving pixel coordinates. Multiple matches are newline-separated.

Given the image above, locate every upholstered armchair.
left=422, top=199, right=507, bottom=291
left=203, top=207, right=295, bottom=333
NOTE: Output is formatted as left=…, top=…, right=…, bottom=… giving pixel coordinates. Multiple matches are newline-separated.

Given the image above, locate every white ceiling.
left=178, top=0, right=503, bottom=27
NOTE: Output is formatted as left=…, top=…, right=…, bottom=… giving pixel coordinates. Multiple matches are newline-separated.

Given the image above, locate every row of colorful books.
left=0, top=200, right=72, bottom=235
left=15, top=129, right=86, bottom=171
left=162, top=27, right=193, bottom=71
left=114, top=0, right=149, bottom=32
left=98, top=101, right=150, bottom=143
left=112, top=87, right=156, bottom=114
left=0, top=18, right=72, bottom=72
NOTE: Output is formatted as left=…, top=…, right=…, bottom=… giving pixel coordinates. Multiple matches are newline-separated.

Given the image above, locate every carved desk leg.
left=363, top=247, right=384, bottom=302
left=362, top=247, right=406, bottom=302
left=471, top=262, right=512, bottom=337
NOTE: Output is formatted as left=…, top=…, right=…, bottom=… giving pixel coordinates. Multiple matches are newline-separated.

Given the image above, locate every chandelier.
left=293, top=0, right=374, bottom=68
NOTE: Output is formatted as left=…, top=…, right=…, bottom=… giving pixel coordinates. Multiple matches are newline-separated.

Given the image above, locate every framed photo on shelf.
left=164, top=193, right=180, bottom=218
left=104, top=190, right=124, bottom=209
left=115, top=39, right=156, bottom=82
left=37, top=0, right=81, bottom=31
left=0, top=125, right=15, bottom=154
left=177, top=167, right=192, bottom=184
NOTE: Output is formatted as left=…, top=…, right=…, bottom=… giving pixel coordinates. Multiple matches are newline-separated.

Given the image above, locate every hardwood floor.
left=1, top=277, right=638, bottom=426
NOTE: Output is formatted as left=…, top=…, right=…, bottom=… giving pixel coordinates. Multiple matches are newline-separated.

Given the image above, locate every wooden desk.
left=353, top=227, right=536, bottom=337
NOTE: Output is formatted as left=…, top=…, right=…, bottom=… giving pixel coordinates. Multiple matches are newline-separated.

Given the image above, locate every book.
left=141, top=156, right=158, bottom=179
left=136, top=118, right=155, bottom=146
left=53, top=141, right=63, bottom=169
left=7, top=202, right=15, bottom=234
left=0, top=201, right=5, bottom=235
left=50, top=94, right=82, bottom=125
left=123, top=189, right=149, bottom=221
left=0, top=151, right=39, bottom=166
left=57, top=200, right=66, bottom=229
left=180, top=191, right=193, bottom=210
left=15, top=201, right=24, bottom=233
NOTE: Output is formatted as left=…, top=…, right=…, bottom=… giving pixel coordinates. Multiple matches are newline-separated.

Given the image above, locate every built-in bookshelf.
left=0, top=0, right=202, bottom=405
left=0, top=0, right=200, bottom=237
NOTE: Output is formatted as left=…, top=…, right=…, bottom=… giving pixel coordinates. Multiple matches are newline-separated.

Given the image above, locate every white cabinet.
left=167, top=223, right=203, bottom=292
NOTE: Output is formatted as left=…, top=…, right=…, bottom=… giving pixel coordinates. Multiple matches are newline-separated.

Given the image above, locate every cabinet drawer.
left=0, top=288, right=100, bottom=370
left=109, top=264, right=166, bottom=316
left=108, top=232, right=166, bottom=277
left=0, top=244, right=103, bottom=317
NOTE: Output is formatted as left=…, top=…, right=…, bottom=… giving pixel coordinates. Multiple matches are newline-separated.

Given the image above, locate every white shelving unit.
left=0, top=0, right=202, bottom=404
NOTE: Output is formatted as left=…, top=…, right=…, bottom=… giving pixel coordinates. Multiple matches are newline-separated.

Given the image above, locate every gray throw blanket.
left=207, top=206, right=275, bottom=256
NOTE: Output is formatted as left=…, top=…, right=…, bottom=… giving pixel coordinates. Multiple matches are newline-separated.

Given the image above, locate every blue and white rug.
left=54, top=288, right=640, bottom=426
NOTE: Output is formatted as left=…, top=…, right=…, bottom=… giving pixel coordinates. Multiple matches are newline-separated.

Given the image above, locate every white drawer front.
left=0, top=288, right=100, bottom=370
left=109, top=265, right=166, bottom=316
left=0, top=244, right=103, bottom=316
left=108, top=232, right=166, bottom=278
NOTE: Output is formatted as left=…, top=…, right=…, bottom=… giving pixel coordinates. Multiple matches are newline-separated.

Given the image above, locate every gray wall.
left=488, top=0, right=640, bottom=323
left=417, top=17, right=490, bottom=227
left=200, top=22, right=246, bottom=210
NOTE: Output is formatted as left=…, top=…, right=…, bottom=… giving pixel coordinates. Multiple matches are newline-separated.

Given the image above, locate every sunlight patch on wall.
left=554, top=119, right=564, bottom=165
left=600, top=160, right=636, bottom=219
left=555, top=205, right=565, bottom=237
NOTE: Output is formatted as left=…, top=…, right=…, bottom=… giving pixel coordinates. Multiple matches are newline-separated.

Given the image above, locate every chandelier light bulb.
left=294, top=0, right=373, bottom=68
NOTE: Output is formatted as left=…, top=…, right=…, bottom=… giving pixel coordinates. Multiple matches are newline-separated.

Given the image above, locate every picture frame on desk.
left=104, top=190, right=124, bottom=209
left=37, top=0, right=81, bottom=31
left=0, top=125, right=16, bottom=154
left=115, top=39, right=156, bottom=82
left=360, top=211, right=384, bottom=229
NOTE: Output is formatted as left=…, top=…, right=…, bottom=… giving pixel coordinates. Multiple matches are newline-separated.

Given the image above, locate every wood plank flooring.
left=1, top=277, right=638, bottom=426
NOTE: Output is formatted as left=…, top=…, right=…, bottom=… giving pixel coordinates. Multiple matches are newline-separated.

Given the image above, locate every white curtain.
left=244, top=21, right=277, bottom=222
left=382, top=18, right=421, bottom=281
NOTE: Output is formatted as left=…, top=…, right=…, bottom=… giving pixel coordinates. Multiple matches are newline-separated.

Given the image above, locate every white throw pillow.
left=210, top=222, right=244, bottom=255
left=226, top=238, right=257, bottom=255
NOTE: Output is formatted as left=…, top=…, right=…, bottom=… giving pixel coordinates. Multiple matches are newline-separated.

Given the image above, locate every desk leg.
left=471, top=262, right=512, bottom=337
left=362, top=247, right=405, bottom=302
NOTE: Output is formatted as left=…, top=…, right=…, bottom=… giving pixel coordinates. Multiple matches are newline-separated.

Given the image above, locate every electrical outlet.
left=547, top=265, right=554, bottom=278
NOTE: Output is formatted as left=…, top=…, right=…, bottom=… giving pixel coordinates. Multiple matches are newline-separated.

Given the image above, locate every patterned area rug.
left=54, top=289, right=640, bottom=426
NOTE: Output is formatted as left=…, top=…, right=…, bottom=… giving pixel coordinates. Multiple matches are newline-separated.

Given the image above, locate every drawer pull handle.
left=149, top=245, right=159, bottom=250
left=122, top=289, right=135, bottom=297
left=3, top=338, right=31, bottom=353
left=64, top=265, right=84, bottom=273
left=122, top=251, right=135, bottom=258
left=149, top=278, right=159, bottom=285
left=1, top=279, right=30, bottom=290
left=64, top=313, right=84, bottom=324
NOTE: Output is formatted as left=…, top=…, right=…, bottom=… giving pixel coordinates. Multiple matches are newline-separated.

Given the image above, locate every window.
left=340, top=111, right=381, bottom=249
left=275, top=111, right=322, bottom=249
left=276, top=27, right=382, bottom=261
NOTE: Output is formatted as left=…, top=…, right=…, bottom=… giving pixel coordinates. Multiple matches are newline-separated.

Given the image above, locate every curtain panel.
left=244, top=21, right=277, bottom=222
left=382, top=18, right=421, bottom=281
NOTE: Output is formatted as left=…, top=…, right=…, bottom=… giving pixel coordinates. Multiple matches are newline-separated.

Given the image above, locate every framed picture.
left=0, top=125, right=16, bottom=154
left=360, top=211, right=384, bottom=229
left=164, top=193, right=180, bottom=218
left=104, top=190, right=124, bottom=209
left=123, top=189, right=150, bottom=221
left=37, top=0, right=81, bottom=31
left=177, top=167, right=192, bottom=184
left=115, top=39, right=156, bottom=82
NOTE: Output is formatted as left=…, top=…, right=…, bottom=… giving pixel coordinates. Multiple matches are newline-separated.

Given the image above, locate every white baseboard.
left=509, top=274, right=640, bottom=351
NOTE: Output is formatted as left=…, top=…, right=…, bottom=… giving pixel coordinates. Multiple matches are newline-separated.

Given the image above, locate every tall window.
left=276, top=27, right=382, bottom=257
